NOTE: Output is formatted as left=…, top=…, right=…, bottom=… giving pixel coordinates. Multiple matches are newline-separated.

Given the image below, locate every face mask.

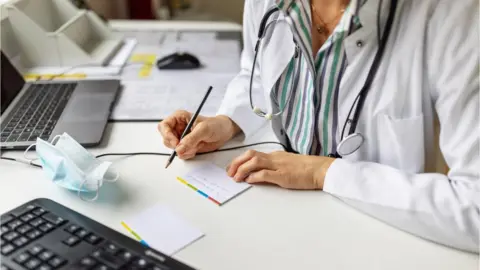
left=24, top=133, right=119, bottom=201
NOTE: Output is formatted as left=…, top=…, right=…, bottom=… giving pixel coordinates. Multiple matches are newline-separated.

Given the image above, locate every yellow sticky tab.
left=130, top=54, right=157, bottom=78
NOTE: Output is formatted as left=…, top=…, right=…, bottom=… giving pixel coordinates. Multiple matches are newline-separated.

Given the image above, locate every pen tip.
left=165, top=161, right=171, bottom=169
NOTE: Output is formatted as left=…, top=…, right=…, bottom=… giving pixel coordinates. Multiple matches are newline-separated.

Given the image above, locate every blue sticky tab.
left=196, top=190, right=208, bottom=198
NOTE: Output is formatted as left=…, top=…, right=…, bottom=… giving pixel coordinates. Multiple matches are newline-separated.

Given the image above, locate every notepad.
left=177, top=163, right=252, bottom=205
left=123, top=205, right=204, bottom=255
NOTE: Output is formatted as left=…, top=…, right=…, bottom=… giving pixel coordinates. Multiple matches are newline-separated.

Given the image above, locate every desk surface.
left=1, top=20, right=478, bottom=270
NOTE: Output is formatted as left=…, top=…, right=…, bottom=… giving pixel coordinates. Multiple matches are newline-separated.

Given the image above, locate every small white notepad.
left=177, top=163, right=252, bottom=205
left=124, top=205, right=204, bottom=255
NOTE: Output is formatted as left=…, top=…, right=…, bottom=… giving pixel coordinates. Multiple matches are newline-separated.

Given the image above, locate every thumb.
left=176, top=123, right=210, bottom=155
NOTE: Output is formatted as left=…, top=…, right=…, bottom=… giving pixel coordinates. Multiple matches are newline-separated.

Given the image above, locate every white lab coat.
left=217, top=0, right=480, bottom=253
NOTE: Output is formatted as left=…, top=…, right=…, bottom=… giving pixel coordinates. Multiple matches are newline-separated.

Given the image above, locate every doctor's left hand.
left=227, top=150, right=335, bottom=190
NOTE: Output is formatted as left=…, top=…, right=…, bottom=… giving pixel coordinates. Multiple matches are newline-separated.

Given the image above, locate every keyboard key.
left=11, top=204, right=37, bottom=217
left=1, top=225, right=9, bottom=233
left=28, top=135, right=39, bottom=141
left=104, top=242, right=121, bottom=255
left=0, top=137, right=7, bottom=142
left=40, top=134, right=50, bottom=140
left=30, top=217, right=45, bottom=227
left=7, top=219, right=23, bottom=230
left=85, top=233, right=102, bottom=245
left=28, top=244, right=44, bottom=255
left=80, top=257, right=97, bottom=267
left=18, top=135, right=30, bottom=142
left=14, top=251, right=31, bottom=264
left=132, top=258, right=149, bottom=268
left=11, top=129, right=22, bottom=135
left=147, top=265, right=170, bottom=270
left=2, top=127, right=13, bottom=132
left=65, top=224, right=81, bottom=234
left=75, top=229, right=89, bottom=239
left=1, top=214, right=14, bottom=224
left=16, top=224, right=33, bottom=234
left=27, top=229, right=42, bottom=240
left=48, top=257, right=67, bottom=268
left=16, top=124, right=25, bottom=130
left=63, top=236, right=80, bottom=247
left=25, top=258, right=42, bottom=270
left=12, top=236, right=29, bottom=247
left=92, top=250, right=125, bottom=270
left=2, top=231, right=19, bottom=241
left=1, top=264, right=12, bottom=270
left=6, top=135, right=18, bottom=142
left=119, top=251, right=134, bottom=262
left=1, top=243, right=16, bottom=255
left=93, top=265, right=112, bottom=270
left=39, top=222, right=55, bottom=233
left=33, top=129, right=44, bottom=136
left=38, top=265, right=52, bottom=270
left=42, top=212, right=66, bottom=226
left=26, top=122, right=37, bottom=128
left=32, top=208, right=47, bottom=216
left=21, top=213, right=36, bottom=223
left=39, top=250, right=55, bottom=261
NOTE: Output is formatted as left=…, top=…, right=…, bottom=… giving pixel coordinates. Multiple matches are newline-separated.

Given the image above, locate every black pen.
left=165, top=86, right=213, bottom=169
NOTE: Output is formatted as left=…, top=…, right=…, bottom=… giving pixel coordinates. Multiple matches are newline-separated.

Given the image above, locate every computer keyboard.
left=0, top=83, right=75, bottom=143
left=1, top=199, right=196, bottom=270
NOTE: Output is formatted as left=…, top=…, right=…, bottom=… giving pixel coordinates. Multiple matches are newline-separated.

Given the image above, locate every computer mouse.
left=156, top=52, right=201, bottom=70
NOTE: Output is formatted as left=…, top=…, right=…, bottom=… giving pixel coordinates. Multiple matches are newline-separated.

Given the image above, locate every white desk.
left=1, top=20, right=478, bottom=270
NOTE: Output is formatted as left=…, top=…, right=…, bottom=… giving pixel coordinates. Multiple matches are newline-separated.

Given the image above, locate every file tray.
left=5, top=0, right=124, bottom=67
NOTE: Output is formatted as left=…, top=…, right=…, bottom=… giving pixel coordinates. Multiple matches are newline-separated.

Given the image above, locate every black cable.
left=95, top=142, right=287, bottom=158
left=0, top=156, right=42, bottom=168
left=1, top=142, right=287, bottom=168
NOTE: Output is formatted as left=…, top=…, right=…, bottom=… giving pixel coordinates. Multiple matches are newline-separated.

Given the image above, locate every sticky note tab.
left=130, top=54, right=156, bottom=78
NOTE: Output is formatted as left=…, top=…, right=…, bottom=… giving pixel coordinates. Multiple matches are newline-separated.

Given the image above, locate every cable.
left=96, top=142, right=286, bottom=158
left=0, top=156, right=42, bottom=168
left=1, top=142, right=287, bottom=168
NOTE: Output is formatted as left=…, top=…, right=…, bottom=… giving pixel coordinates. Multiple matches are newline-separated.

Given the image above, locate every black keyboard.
left=0, top=199, right=196, bottom=270
left=0, top=83, right=75, bottom=143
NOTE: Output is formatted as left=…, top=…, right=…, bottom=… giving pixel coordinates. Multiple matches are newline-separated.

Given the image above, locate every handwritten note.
left=178, top=163, right=252, bottom=205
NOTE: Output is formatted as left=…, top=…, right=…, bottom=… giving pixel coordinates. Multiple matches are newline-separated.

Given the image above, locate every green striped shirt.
left=273, top=0, right=364, bottom=155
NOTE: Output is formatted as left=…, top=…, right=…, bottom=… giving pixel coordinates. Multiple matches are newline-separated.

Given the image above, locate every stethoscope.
left=249, top=0, right=398, bottom=157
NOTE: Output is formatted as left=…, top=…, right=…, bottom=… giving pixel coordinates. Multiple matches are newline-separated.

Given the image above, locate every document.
left=177, top=163, right=252, bottom=205
left=124, top=204, right=204, bottom=255
left=110, top=73, right=234, bottom=121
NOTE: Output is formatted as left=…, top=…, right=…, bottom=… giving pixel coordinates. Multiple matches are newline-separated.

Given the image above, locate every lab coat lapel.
left=338, top=0, right=391, bottom=138
left=258, top=13, right=296, bottom=99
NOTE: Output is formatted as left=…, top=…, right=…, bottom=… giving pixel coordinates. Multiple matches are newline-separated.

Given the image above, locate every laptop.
left=1, top=52, right=120, bottom=150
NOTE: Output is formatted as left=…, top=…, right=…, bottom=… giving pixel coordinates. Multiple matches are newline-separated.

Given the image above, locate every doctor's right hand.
left=158, top=110, right=241, bottom=160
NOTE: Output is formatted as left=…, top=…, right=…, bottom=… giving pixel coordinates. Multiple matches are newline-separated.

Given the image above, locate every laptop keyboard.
left=0, top=83, right=76, bottom=144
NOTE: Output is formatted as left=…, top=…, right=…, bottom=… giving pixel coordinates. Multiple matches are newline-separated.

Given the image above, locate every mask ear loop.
left=23, top=143, right=38, bottom=164
left=103, top=170, right=120, bottom=183
left=78, top=176, right=100, bottom=202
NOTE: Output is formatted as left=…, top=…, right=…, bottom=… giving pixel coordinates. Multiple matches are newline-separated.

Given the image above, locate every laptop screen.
left=1, top=51, right=26, bottom=114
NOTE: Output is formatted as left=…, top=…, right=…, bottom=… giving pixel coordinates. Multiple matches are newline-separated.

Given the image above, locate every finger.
left=246, top=170, right=281, bottom=185
left=176, top=122, right=210, bottom=155
left=233, top=156, right=272, bottom=182
left=158, top=121, right=179, bottom=148
left=227, top=150, right=267, bottom=177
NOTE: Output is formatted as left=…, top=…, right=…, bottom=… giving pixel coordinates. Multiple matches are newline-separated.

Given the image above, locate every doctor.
left=159, top=0, right=480, bottom=253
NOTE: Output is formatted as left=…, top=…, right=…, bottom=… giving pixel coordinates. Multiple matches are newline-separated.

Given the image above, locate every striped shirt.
left=273, top=0, right=364, bottom=156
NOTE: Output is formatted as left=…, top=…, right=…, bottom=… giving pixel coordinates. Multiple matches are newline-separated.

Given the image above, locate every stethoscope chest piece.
left=337, top=133, right=364, bottom=156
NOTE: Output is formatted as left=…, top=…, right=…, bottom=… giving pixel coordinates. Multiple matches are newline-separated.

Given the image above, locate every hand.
left=227, top=150, right=335, bottom=190
left=158, top=110, right=241, bottom=159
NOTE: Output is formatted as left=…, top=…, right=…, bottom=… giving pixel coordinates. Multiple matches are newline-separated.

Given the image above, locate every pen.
left=165, top=86, right=213, bottom=169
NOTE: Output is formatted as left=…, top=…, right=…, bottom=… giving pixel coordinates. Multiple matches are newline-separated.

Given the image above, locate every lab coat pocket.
left=378, top=113, right=425, bottom=173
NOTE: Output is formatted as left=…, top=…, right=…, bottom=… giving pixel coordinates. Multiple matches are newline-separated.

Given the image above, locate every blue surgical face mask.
left=24, top=133, right=119, bottom=201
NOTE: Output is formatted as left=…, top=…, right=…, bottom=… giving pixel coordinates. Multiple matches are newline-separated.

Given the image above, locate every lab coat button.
left=280, top=129, right=285, bottom=136
left=356, top=40, right=364, bottom=47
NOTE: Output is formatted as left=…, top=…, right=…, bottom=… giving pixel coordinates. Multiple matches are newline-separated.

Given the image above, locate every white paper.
left=125, top=205, right=204, bottom=255
left=111, top=73, right=234, bottom=120
left=180, top=163, right=252, bottom=205
left=21, top=38, right=137, bottom=79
